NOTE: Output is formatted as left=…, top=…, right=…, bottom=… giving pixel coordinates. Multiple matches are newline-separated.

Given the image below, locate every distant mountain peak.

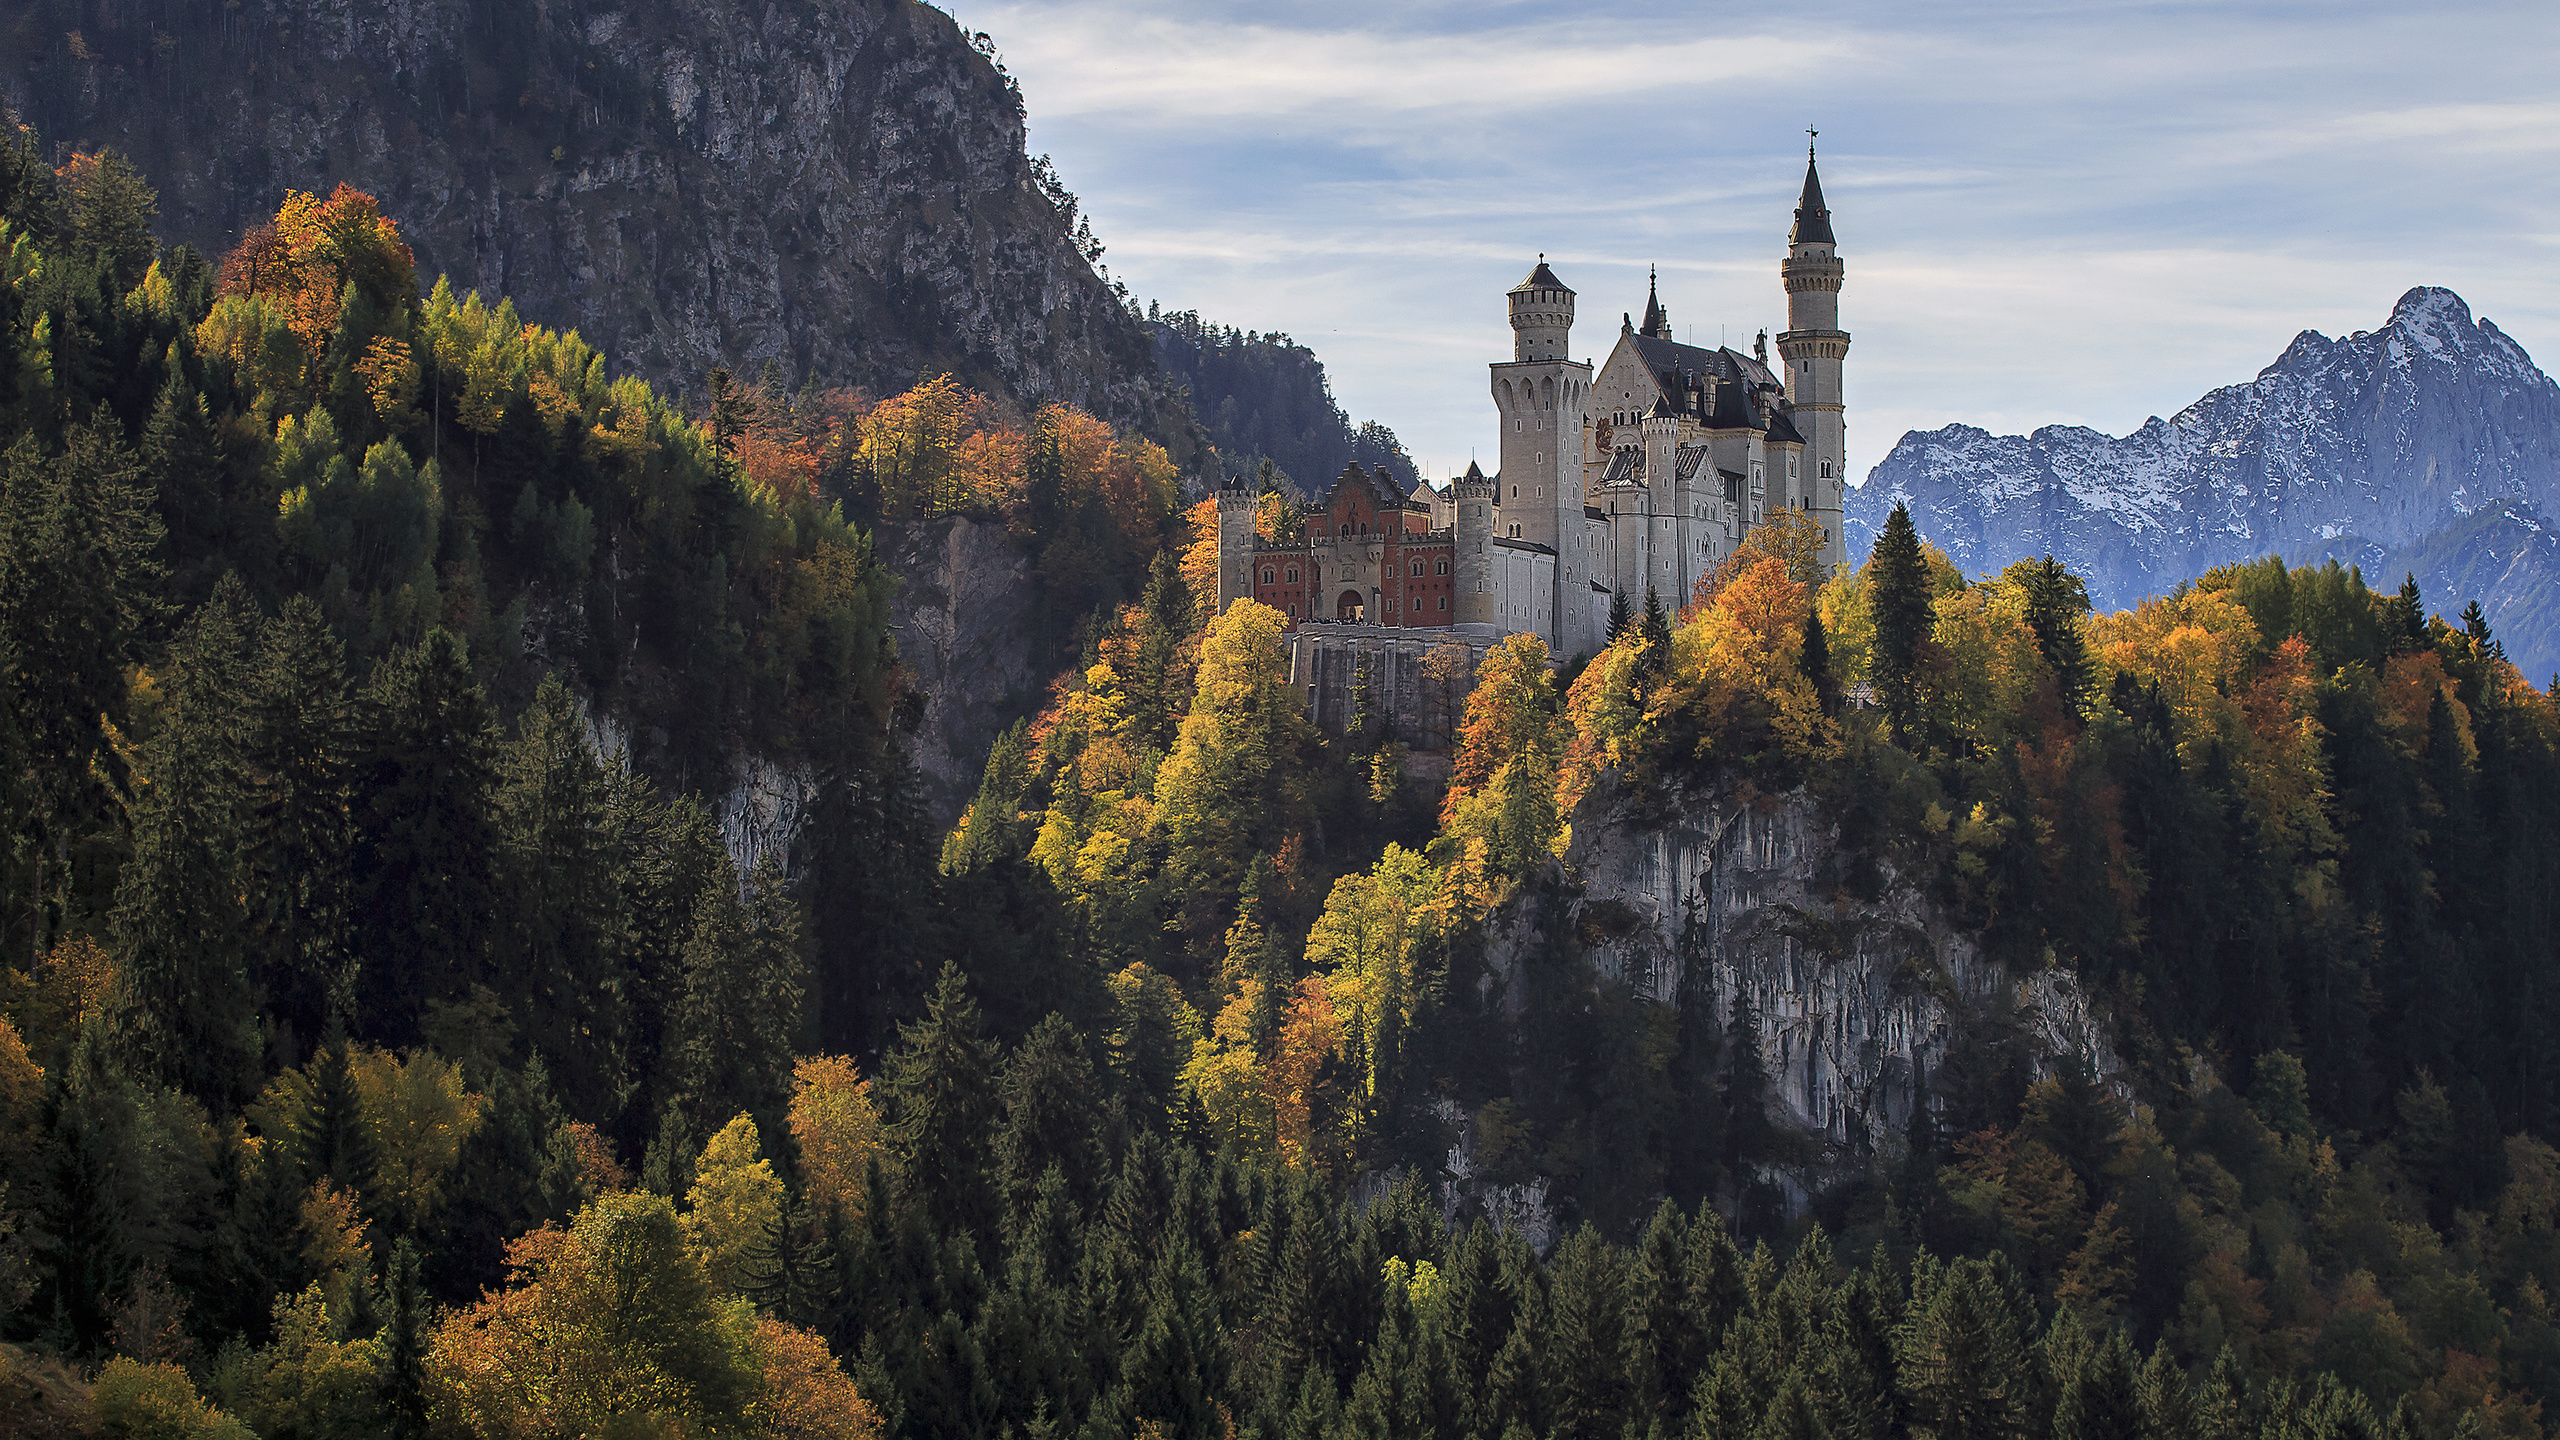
left=1849, top=287, right=2560, bottom=675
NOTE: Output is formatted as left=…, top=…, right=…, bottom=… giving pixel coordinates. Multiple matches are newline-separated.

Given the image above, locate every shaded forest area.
left=3, top=132, right=2560, bottom=1440
left=1150, top=308, right=1418, bottom=497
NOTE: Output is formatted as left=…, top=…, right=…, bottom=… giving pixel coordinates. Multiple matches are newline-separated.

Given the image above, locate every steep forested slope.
left=1151, top=307, right=1417, bottom=494
left=0, top=0, right=1201, bottom=452
left=10, top=110, right=2560, bottom=1440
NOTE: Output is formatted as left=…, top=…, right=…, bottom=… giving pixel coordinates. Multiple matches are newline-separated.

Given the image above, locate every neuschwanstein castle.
left=1215, top=152, right=1850, bottom=671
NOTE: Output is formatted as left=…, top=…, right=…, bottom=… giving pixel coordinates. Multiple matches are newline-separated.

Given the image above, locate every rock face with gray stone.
left=880, top=515, right=1043, bottom=831
left=7, top=0, right=1197, bottom=451
left=1850, top=287, right=2560, bottom=675
left=1458, top=775, right=2114, bottom=1231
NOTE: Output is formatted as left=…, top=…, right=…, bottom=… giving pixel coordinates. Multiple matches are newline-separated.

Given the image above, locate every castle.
left=1216, top=151, right=1850, bottom=669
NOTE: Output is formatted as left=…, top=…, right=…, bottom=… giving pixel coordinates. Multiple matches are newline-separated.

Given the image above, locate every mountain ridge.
left=1850, top=285, right=2560, bottom=673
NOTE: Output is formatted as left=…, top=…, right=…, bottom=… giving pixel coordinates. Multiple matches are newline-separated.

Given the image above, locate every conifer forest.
left=10, top=135, right=2560, bottom=1440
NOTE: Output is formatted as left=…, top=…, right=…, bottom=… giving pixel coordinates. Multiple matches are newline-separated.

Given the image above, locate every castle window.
left=1410, top=560, right=1424, bottom=576
left=1339, top=524, right=1350, bottom=537
left=1262, top=568, right=1275, bottom=585
left=1288, top=603, right=1298, bottom=618
left=1438, top=596, right=1448, bottom=611
left=1436, top=559, right=1449, bottom=575
left=1286, top=567, right=1299, bottom=583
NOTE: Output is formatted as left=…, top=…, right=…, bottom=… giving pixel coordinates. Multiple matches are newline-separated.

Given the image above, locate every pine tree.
left=993, top=1013, right=1110, bottom=1220
left=669, top=852, right=806, bottom=1134
left=2016, top=555, right=2093, bottom=711
left=1869, top=503, right=1933, bottom=748
left=2052, top=1323, right=2144, bottom=1440
left=497, top=674, right=634, bottom=1123
left=350, top=629, right=501, bottom=1049
left=1544, top=1227, right=1630, bottom=1440
left=376, top=1237, right=430, bottom=1439
left=246, top=596, right=357, bottom=1059
left=297, top=1034, right=384, bottom=1207
left=139, top=371, right=226, bottom=602
left=111, top=580, right=260, bottom=1103
left=1608, top=588, right=1633, bottom=644
left=1805, top=603, right=1839, bottom=715
left=885, top=961, right=1001, bottom=1240
left=1719, top=988, right=1778, bottom=1201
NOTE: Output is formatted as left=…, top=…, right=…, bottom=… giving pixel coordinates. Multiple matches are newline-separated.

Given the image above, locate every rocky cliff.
left=5, top=0, right=1196, bottom=449
left=879, top=514, right=1043, bottom=830
left=1851, top=288, right=2560, bottom=673
left=1460, top=777, right=2116, bottom=1236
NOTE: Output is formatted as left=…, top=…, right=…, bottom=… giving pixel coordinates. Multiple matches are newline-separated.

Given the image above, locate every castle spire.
left=1641, top=266, right=1671, bottom=339
left=1790, top=147, right=1835, bottom=246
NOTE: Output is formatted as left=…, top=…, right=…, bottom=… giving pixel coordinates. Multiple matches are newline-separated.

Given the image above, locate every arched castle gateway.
left=1216, top=151, right=1850, bottom=694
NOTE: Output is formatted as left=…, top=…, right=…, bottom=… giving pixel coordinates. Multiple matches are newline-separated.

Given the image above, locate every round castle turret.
left=1508, top=259, right=1576, bottom=363
left=1776, top=142, right=1851, bottom=570
left=1214, top=479, right=1259, bottom=615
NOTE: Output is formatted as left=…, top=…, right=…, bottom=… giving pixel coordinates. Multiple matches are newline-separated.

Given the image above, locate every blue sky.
left=952, top=0, right=2560, bottom=489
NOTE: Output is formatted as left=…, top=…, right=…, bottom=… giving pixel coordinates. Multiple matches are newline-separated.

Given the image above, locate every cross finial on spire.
left=1807, top=126, right=1818, bottom=160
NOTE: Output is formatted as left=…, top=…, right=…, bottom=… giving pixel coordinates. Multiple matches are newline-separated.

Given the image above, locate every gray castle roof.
left=1513, top=261, right=1571, bottom=293
left=1790, top=156, right=1835, bottom=245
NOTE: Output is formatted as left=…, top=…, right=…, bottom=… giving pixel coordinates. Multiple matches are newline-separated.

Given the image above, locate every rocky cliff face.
left=1850, top=288, right=2560, bottom=673
left=880, top=515, right=1043, bottom=831
left=5, top=0, right=1196, bottom=448
left=1461, top=778, right=2115, bottom=1234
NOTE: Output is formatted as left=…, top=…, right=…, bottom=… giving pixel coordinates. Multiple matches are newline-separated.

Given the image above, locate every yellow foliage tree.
left=788, top=1055, right=886, bottom=1226
left=687, top=1114, right=786, bottom=1298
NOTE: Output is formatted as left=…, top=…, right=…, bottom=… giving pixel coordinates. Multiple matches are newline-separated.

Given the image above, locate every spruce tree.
left=885, top=961, right=1001, bottom=1240
left=350, top=629, right=501, bottom=1049
left=246, top=595, right=357, bottom=1058
left=1608, top=588, right=1633, bottom=644
left=1868, top=503, right=1933, bottom=748
left=993, top=1013, right=1110, bottom=1220
left=2016, top=555, right=2093, bottom=711
left=376, top=1237, right=430, bottom=1438
left=139, top=371, right=226, bottom=602
left=1804, top=603, right=1839, bottom=715
left=111, top=580, right=260, bottom=1103
left=497, top=674, right=634, bottom=1123
left=668, top=851, right=806, bottom=1134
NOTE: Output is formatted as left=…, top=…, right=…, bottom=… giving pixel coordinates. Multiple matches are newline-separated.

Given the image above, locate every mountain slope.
left=2, top=0, right=1196, bottom=449
left=1850, top=287, right=2560, bottom=673
left=1149, top=308, right=1417, bottom=492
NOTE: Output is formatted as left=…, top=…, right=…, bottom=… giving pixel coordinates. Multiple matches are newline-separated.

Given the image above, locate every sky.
left=947, top=0, right=2560, bottom=489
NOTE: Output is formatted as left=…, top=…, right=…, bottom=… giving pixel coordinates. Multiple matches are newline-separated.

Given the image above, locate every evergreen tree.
left=2015, top=555, right=2093, bottom=710
left=376, top=1237, right=431, bottom=1439
left=245, top=596, right=357, bottom=1062
left=139, top=371, right=228, bottom=603
left=497, top=674, right=634, bottom=1123
left=668, top=851, right=806, bottom=1134
left=1805, top=602, right=1840, bottom=715
left=110, top=581, right=259, bottom=1104
left=296, top=1034, right=384, bottom=1207
left=349, top=629, right=501, bottom=1049
left=1608, top=588, right=1633, bottom=644
left=2052, top=1325, right=2145, bottom=1440
left=1543, top=1226, right=1630, bottom=1440
left=885, top=961, right=1001, bottom=1241
left=1869, top=503, right=1933, bottom=747
left=993, top=1012, right=1111, bottom=1219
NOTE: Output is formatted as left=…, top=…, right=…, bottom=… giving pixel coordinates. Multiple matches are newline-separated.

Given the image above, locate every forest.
left=5, top=132, right=2560, bottom=1440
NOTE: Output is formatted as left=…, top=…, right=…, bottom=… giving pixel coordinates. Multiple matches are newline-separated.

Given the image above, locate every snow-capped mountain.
left=1848, top=287, right=2560, bottom=677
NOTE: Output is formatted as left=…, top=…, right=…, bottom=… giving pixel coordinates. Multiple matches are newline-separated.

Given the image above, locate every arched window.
left=1410, top=560, right=1425, bottom=576
left=1339, top=523, right=1351, bottom=537
left=1435, top=559, right=1449, bottom=575
left=1261, top=568, right=1275, bottom=585
left=1437, top=595, right=1448, bottom=611
left=1286, top=567, right=1300, bottom=583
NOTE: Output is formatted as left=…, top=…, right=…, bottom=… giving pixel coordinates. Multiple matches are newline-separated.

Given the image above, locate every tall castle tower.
left=1775, top=141, right=1849, bottom=569
left=1452, top=461, right=1498, bottom=626
left=1214, top=478, right=1258, bottom=614
left=1491, top=260, right=1592, bottom=641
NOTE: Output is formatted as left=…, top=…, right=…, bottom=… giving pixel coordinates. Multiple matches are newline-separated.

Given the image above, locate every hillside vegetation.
left=6, top=136, right=2560, bottom=1440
